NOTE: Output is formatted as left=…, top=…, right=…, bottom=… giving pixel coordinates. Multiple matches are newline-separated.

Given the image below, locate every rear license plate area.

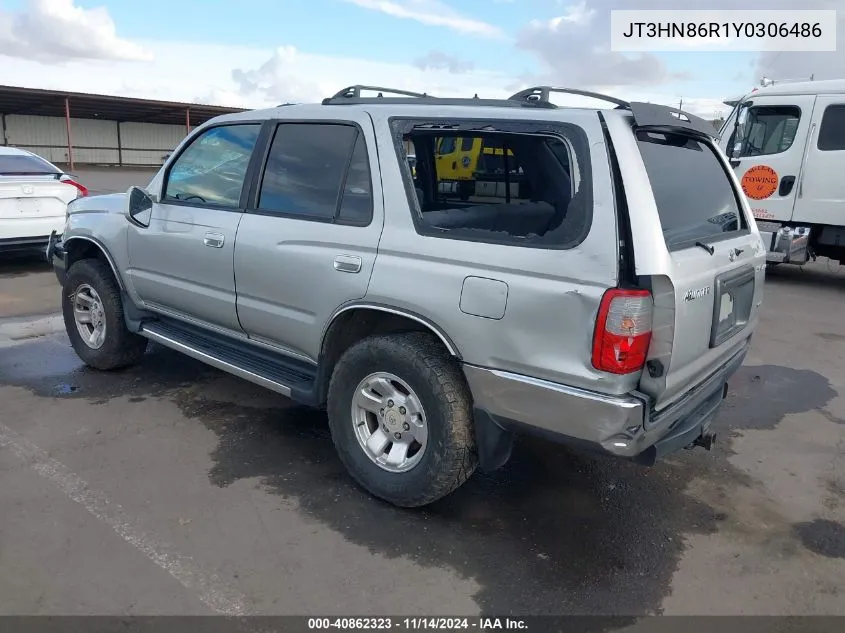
left=17, top=198, right=42, bottom=215
left=710, top=265, right=755, bottom=348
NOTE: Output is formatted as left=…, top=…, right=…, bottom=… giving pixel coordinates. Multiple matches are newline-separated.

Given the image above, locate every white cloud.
left=341, top=0, right=505, bottom=38
left=0, top=0, right=152, bottom=63
left=0, top=37, right=730, bottom=118
left=518, top=0, right=845, bottom=88
left=413, top=50, right=474, bottom=73
left=756, top=6, right=845, bottom=80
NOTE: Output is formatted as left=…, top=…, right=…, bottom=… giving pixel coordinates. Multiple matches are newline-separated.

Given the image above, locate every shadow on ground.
left=764, top=260, right=845, bottom=291
left=0, top=252, right=52, bottom=278
left=0, top=336, right=840, bottom=617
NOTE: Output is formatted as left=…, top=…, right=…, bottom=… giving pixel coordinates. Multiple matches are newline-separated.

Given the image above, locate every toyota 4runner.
left=47, top=85, right=767, bottom=507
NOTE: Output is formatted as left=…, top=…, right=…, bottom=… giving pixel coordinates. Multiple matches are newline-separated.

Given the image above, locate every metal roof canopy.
left=0, top=85, right=246, bottom=125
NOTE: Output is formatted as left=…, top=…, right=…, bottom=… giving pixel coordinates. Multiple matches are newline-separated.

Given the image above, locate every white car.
left=0, top=147, right=88, bottom=253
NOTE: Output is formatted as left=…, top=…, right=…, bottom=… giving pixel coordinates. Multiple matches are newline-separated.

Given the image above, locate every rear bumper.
left=0, top=235, right=53, bottom=252
left=464, top=342, right=749, bottom=467
left=762, top=225, right=810, bottom=264
left=0, top=216, right=66, bottom=243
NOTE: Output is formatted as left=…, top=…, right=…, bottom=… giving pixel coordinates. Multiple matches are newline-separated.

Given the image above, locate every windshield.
left=734, top=106, right=800, bottom=157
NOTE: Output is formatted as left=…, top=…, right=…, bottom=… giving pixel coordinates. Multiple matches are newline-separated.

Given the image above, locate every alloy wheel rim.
left=351, top=371, right=428, bottom=473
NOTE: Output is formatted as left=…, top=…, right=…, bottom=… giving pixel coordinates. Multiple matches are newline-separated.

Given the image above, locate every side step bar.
left=139, top=318, right=318, bottom=404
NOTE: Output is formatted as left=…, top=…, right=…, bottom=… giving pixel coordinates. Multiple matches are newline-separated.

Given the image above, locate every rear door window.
left=637, top=130, right=746, bottom=250
left=255, top=122, right=373, bottom=225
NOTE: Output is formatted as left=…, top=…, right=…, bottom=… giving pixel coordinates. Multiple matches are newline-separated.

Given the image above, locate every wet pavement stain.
left=816, top=332, right=845, bottom=343
left=0, top=336, right=216, bottom=401
left=793, top=520, right=845, bottom=559
left=182, top=391, right=729, bottom=617
left=720, top=365, right=839, bottom=430
left=1, top=337, right=841, bottom=617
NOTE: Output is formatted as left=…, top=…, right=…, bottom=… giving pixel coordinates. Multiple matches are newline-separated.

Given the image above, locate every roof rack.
left=508, top=86, right=630, bottom=109
left=318, top=84, right=717, bottom=137
left=508, top=86, right=717, bottom=137
left=322, top=85, right=433, bottom=105
left=321, top=85, right=560, bottom=108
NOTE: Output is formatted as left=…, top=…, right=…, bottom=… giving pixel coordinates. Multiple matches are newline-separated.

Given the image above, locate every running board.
left=139, top=318, right=317, bottom=404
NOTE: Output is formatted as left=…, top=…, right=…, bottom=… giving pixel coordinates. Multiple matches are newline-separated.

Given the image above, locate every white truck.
left=719, top=79, right=845, bottom=266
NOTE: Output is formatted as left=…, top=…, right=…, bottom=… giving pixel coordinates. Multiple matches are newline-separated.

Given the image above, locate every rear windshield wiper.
left=695, top=241, right=715, bottom=255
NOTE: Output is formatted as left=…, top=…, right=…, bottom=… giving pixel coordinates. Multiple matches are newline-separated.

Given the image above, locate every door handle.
left=203, top=232, right=225, bottom=248
left=729, top=159, right=741, bottom=168
left=334, top=255, right=362, bottom=273
left=779, top=175, right=796, bottom=197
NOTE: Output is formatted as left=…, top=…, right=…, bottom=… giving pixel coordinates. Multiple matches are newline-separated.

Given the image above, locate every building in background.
left=0, top=85, right=245, bottom=171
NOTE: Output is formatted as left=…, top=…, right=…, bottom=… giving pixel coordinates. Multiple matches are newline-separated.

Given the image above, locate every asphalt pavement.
left=1, top=253, right=844, bottom=618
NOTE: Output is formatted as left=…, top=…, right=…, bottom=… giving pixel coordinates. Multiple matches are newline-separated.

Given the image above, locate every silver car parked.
left=48, top=85, right=767, bottom=507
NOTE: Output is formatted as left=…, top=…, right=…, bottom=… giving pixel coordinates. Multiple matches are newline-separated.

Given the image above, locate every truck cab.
left=718, top=79, right=845, bottom=265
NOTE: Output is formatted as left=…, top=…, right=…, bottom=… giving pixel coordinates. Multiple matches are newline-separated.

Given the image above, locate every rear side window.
left=392, top=120, right=592, bottom=249
left=637, top=130, right=746, bottom=251
left=256, top=123, right=373, bottom=225
left=817, top=104, right=845, bottom=151
left=0, top=153, right=59, bottom=175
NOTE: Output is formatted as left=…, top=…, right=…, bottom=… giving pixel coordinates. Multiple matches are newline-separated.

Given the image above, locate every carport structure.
left=0, top=85, right=246, bottom=170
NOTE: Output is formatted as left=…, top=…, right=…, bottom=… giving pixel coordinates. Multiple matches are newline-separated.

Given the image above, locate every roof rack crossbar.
left=323, top=85, right=433, bottom=104
left=508, top=86, right=630, bottom=109
left=321, top=96, right=558, bottom=108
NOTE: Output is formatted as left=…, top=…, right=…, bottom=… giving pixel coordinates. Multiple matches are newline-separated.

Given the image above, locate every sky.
left=0, top=0, right=843, bottom=118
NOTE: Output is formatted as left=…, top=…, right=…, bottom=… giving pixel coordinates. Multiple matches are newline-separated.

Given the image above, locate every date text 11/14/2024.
left=307, top=617, right=529, bottom=630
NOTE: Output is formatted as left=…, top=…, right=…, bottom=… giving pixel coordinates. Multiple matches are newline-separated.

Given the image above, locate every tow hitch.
left=691, top=431, right=717, bottom=451
left=685, top=382, right=726, bottom=452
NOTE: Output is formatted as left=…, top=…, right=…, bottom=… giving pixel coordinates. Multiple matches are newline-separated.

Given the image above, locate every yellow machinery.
left=434, top=136, right=518, bottom=200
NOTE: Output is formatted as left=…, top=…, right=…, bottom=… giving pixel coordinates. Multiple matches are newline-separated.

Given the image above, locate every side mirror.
left=126, top=186, right=153, bottom=228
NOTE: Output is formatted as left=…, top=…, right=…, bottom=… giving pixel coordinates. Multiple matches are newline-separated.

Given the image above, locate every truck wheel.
left=62, top=258, right=148, bottom=370
left=327, top=332, right=478, bottom=507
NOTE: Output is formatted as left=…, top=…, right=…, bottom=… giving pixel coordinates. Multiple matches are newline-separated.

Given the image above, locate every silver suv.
left=47, top=85, right=767, bottom=507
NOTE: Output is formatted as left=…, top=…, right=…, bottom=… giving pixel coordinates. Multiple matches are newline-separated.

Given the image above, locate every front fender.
left=60, top=193, right=140, bottom=304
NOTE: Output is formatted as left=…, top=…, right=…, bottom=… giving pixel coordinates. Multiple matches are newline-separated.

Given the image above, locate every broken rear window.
left=392, top=122, right=592, bottom=249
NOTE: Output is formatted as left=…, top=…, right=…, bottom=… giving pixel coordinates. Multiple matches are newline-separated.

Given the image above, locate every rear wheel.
left=62, top=258, right=148, bottom=370
left=327, top=332, right=477, bottom=507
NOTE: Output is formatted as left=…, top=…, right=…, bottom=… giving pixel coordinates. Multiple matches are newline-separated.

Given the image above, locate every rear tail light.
left=60, top=175, right=89, bottom=198
left=592, top=288, right=653, bottom=374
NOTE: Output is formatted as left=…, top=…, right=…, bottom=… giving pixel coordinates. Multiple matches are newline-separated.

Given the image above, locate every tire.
left=327, top=332, right=478, bottom=507
left=62, top=258, right=148, bottom=370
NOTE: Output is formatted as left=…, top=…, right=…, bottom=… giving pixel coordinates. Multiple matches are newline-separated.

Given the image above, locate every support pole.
left=116, top=121, right=123, bottom=167
left=64, top=97, right=74, bottom=171
left=185, top=107, right=191, bottom=135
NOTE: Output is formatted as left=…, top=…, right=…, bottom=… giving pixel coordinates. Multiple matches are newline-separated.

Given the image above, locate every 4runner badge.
left=684, top=287, right=711, bottom=302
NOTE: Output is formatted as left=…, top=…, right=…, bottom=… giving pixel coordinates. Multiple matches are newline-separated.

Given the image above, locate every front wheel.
left=327, top=332, right=478, bottom=507
left=62, top=258, right=148, bottom=370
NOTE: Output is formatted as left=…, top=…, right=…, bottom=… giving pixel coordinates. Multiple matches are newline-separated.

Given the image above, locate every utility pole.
left=679, top=97, right=683, bottom=110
